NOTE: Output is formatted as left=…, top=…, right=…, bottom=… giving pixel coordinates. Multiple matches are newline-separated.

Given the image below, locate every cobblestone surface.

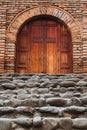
left=0, top=73, right=87, bottom=130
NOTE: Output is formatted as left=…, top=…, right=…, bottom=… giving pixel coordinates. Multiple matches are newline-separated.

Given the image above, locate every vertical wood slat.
left=16, top=24, right=29, bottom=73
left=30, top=23, right=43, bottom=73
left=46, top=22, right=58, bottom=74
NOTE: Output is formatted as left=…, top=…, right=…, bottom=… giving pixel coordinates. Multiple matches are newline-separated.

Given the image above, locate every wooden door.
left=16, top=17, right=72, bottom=74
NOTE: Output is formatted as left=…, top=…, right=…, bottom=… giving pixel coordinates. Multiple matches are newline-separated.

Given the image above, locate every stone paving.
left=0, top=73, right=87, bottom=130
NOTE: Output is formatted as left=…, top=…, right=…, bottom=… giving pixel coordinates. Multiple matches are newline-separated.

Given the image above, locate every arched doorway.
left=16, top=16, right=72, bottom=74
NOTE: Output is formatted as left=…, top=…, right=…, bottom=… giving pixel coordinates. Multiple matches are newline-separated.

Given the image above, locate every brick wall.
left=0, top=3, right=6, bottom=72
left=0, top=0, right=87, bottom=73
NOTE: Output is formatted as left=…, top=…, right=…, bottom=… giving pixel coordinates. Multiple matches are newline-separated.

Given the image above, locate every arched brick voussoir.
left=6, top=6, right=81, bottom=43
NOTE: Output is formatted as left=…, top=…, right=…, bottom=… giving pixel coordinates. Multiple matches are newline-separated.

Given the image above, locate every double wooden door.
left=16, top=17, right=72, bottom=74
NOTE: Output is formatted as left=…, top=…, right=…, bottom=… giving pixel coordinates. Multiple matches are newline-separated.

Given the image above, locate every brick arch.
left=7, top=6, right=81, bottom=42
left=5, top=6, right=83, bottom=73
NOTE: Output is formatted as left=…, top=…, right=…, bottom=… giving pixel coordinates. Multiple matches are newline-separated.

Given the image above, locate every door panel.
left=16, top=29, right=29, bottom=73
left=46, top=23, right=58, bottom=74
left=60, top=25, right=72, bottom=73
left=30, top=43, right=43, bottom=73
left=30, top=23, right=44, bottom=73
left=46, top=43, right=58, bottom=74
left=16, top=17, right=72, bottom=74
left=18, top=35, right=29, bottom=51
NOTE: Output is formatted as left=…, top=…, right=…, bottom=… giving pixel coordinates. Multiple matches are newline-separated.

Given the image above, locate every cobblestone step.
left=0, top=73, right=87, bottom=130
left=0, top=117, right=87, bottom=130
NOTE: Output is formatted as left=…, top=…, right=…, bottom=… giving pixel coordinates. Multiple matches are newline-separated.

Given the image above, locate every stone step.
left=0, top=117, right=87, bottom=130
left=0, top=73, right=86, bottom=130
left=0, top=74, right=87, bottom=89
left=0, top=89, right=84, bottom=96
left=0, top=106, right=86, bottom=119
left=0, top=94, right=87, bottom=107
